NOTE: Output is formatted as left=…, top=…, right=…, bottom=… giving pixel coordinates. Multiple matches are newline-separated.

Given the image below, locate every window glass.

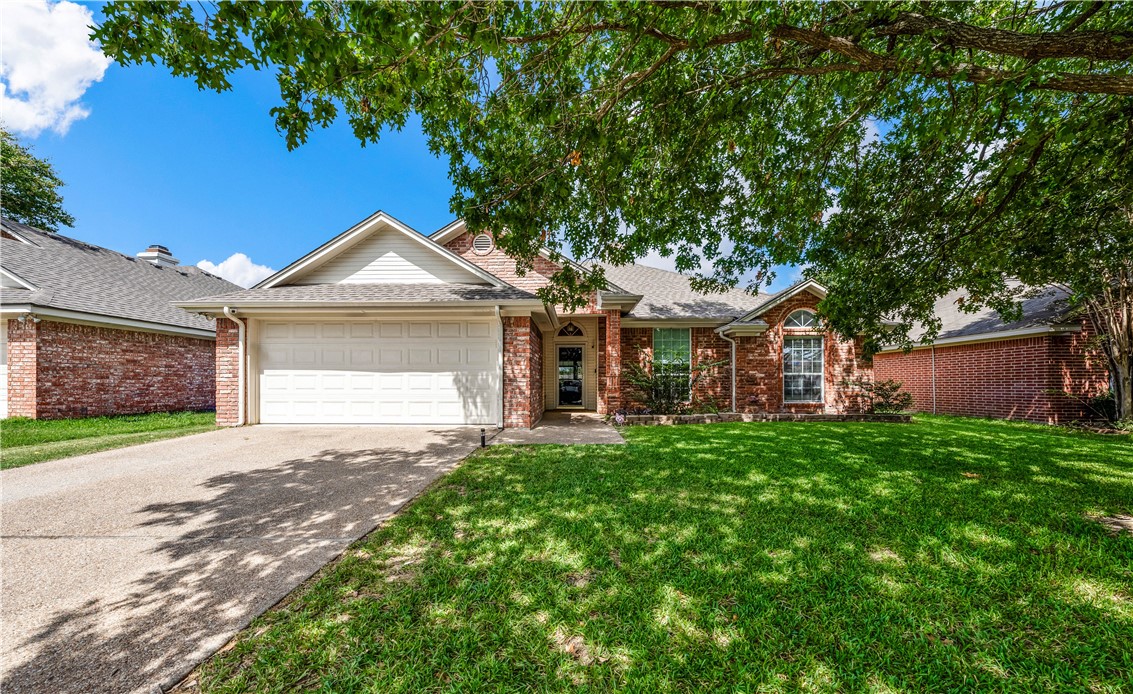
left=784, top=336, right=823, bottom=402
left=653, top=328, right=692, bottom=401
left=785, top=310, right=817, bottom=328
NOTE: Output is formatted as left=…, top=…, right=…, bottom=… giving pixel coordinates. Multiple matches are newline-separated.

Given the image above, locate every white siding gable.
left=294, top=229, right=487, bottom=285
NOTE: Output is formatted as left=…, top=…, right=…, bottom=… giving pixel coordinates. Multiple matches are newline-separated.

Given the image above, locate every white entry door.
left=256, top=319, right=499, bottom=424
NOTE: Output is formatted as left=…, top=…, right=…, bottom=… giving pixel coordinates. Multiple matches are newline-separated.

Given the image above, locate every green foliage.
left=192, top=417, right=1133, bottom=692
left=621, top=351, right=727, bottom=414
left=0, top=128, right=75, bottom=231
left=94, top=2, right=1133, bottom=334
left=843, top=377, right=915, bottom=414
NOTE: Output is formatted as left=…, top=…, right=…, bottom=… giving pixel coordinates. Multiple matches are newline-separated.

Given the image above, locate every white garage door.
left=257, top=319, right=499, bottom=425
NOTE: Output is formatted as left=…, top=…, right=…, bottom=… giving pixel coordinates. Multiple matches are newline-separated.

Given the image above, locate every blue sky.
left=3, top=0, right=800, bottom=291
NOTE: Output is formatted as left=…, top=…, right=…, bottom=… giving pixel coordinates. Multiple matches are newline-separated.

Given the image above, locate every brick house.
left=874, top=287, right=1110, bottom=423
left=1, top=219, right=240, bottom=419
left=177, top=211, right=871, bottom=428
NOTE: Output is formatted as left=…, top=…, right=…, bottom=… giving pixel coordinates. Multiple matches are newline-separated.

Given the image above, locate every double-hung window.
left=783, top=336, right=823, bottom=402
left=653, top=328, right=691, bottom=401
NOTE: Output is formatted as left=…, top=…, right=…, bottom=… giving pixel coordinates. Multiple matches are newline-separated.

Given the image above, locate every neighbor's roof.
left=907, top=284, right=1077, bottom=344
left=0, top=219, right=239, bottom=332
left=587, top=261, right=770, bottom=320
left=178, top=282, right=541, bottom=307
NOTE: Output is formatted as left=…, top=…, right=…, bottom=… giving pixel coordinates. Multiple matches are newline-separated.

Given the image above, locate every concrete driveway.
left=1, top=425, right=479, bottom=694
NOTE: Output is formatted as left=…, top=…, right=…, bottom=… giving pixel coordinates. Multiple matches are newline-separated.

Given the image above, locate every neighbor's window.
left=785, top=309, right=818, bottom=328
left=784, top=336, right=823, bottom=402
left=653, top=328, right=692, bottom=401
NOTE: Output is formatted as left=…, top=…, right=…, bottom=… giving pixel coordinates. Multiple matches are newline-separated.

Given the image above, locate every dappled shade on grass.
left=196, top=417, right=1132, bottom=692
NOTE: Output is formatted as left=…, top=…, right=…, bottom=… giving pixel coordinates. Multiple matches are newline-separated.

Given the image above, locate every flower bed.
left=617, top=412, right=911, bottom=426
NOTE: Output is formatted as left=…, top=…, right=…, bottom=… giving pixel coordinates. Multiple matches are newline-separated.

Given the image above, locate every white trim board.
left=0, top=305, right=216, bottom=339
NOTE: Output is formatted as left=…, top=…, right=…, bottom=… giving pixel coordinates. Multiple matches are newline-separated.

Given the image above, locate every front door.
left=557, top=346, right=584, bottom=407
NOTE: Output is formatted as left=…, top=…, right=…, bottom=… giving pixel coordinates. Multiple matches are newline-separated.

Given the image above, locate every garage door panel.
left=257, top=319, right=498, bottom=424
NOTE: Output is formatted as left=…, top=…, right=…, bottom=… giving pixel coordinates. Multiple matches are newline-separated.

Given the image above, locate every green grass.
left=1, top=411, right=217, bottom=469
left=197, top=416, right=1131, bottom=693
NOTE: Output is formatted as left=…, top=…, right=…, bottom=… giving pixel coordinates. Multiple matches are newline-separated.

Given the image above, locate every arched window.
left=784, top=309, right=818, bottom=329
left=558, top=322, right=584, bottom=337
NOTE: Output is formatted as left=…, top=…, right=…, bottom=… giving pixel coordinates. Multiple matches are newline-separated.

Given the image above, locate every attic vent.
left=472, top=233, right=494, bottom=254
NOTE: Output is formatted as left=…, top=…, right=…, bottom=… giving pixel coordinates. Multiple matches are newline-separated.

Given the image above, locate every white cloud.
left=197, top=253, right=276, bottom=288
left=0, top=0, right=110, bottom=136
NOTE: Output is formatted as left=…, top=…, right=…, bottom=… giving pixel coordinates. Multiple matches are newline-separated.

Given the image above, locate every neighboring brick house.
left=176, top=210, right=871, bottom=429
left=873, top=287, right=1110, bottom=423
left=1, top=219, right=239, bottom=419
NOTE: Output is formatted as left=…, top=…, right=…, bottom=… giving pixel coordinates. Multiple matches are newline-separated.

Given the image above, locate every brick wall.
left=6, top=319, right=38, bottom=418
left=616, top=294, right=869, bottom=414
left=7, top=318, right=215, bottom=420
left=214, top=317, right=243, bottom=426
left=874, top=318, right=1109, bottom=423
left=503, top=316, right=542, bottom=428
left=601, top=310, right=621, bottom=413
left=444, top=232, right=562, bottom=293
left=530, top=322, right=544, bottom=425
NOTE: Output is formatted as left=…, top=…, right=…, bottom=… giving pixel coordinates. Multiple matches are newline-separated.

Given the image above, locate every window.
left=784, top=336, right=823, bottom=402
left=785, top=309, right=817, bottom=328
left=558, top=322, right=583, bottom=337
left=653, top=328, right=691, bottom=401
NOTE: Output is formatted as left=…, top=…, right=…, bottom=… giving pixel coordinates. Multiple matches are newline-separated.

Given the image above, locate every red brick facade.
left=617, top=293, right=871, bottom=415
left=502, top=316, right=544, bottom=428
left=873, top=317, right=1109, bottom=423
left=214, top=317, right=244, bottom=427
left=5, top=318, right=215, bottom=420
left=444, top=232, right=562, bottom=293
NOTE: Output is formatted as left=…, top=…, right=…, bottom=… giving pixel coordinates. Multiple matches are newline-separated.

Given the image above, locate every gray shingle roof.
left=1, top=219, right=240, bottom=332
left=587, top=261, right=770, bottom=320
left=181, top=283, right=540, bottom=305
left=910, top=285, right=1076, bottom=342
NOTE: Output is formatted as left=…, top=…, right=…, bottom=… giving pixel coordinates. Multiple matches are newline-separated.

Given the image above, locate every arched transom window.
left=558, top=322, right=584, bottom=337
left=784, top=309, right=818, bottom=329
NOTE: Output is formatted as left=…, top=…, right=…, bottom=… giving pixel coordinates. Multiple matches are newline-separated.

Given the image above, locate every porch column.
left=215, top=317, right=243, bottom=426
left=600, top=309, right=622, bottom=414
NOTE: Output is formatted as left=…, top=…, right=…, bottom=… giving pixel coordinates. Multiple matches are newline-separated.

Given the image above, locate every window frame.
left=782, top=335, right=825, bottom=404
left=784, top=309, right=818, bottom=329
left=652, top=327, right=693, bottom=402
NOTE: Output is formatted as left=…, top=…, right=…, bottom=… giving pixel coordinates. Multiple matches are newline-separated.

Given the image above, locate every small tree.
left=622, top=351, right=727, bottom=415
left=842, top=378, right=914, bottom=414
left=0, top=129, right=75, bottom=231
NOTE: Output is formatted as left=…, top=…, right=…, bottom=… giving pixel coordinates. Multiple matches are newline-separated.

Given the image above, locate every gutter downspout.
left=931, top=344, right=937, bottom=414
left=716, top=328, right=738, bottom=413
left=222, top=307, right=246, bottom=426
left=495, top=305, right=505, bottom=429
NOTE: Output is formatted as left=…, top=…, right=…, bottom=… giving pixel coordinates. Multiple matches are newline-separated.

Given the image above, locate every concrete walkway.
left=1, top=425, right=479, bottom=694
left=489, top=411, right=625, bottom=445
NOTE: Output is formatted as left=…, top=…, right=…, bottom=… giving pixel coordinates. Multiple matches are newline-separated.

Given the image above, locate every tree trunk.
left=1114, top=355, right=1132, bottom=422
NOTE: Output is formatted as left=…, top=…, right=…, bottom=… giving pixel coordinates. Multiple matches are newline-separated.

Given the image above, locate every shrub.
left=842, top=377, right=914, bottom=413
left=623, top=351, right=728, bottom=415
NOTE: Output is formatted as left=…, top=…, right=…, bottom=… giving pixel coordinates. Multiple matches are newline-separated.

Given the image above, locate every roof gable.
left=259, top=211, right=505, bottom=289
left=737, top=280, right=827, bottom=322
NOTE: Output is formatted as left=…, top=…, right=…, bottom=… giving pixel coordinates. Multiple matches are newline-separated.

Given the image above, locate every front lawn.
left=1, top=411, right=217, bottom=469
left=194, top=416, right=1131, bottom=692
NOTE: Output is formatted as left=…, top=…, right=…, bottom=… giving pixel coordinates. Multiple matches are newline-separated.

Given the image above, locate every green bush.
left=842, top=377, right=914, bottom=413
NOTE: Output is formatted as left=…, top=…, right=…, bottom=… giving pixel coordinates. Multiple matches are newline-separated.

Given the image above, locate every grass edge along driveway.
left=187, top=415, right=1131, bottom=693
left=1, top=411, right=217, bottom=469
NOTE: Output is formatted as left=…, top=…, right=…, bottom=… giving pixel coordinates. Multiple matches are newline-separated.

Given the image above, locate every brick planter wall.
left=874, top=319, right=1108, bottom=423
left=6, top=318, right=215, bottom=420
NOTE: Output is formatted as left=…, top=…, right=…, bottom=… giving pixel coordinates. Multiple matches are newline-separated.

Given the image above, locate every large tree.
left=95, top=1, right=1133, bottom=418
left=0, top=128, right=75, bottom=231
